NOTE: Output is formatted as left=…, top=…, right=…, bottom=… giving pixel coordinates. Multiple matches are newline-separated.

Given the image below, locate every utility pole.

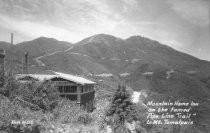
left=0, top=49, right=5, bottom=87
left=11, top=33, right=13, bottom=49
left=22, top=52, right=28, bottom=74
left=9, top=33, right=14, bottom=98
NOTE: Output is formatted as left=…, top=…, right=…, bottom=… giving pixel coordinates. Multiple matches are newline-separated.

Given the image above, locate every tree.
left=106, top=85, right=137, bottom=131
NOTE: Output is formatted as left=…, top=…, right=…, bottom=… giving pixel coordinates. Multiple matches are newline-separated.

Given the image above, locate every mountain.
left=1, top=34, right=210, bottom=130
left=1, top=34, right=210, bottom=100
left=0, top=41, right=23, bottom=67
left=70, top=34, right=210, bottom=75
left=0, top=37, right=73, bottom=74
left=0, top=41, right=10, bottom=50
left=15, top=37, right=72, bottom=58
left=36, top=34, right=210, bottom=100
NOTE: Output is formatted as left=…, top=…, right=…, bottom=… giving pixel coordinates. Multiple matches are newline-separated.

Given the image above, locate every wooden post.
left=23, top=52, right=28, bottom=74
left=77, top=85, right=81, bottom=104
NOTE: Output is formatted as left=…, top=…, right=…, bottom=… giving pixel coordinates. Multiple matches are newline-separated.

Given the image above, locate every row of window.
left=81, top=85, right=94, bottom=93
left=58, top=86, right=77, bottom=93
left=58, top=85, right=94, bottom=94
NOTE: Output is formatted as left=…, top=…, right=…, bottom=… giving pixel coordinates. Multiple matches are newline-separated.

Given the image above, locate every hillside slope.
left=35, top=34, right=210, bottom=101
left=15, top=37, right=72, bottom=58
left=1, top=34, right=210, bottom=99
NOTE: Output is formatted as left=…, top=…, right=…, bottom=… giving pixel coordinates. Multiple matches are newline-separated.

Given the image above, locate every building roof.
left=54, top=72, right=95, bottom=85
left=16, top=74, right=56, bottom=81
left=16, top=72, right=95, bottom=85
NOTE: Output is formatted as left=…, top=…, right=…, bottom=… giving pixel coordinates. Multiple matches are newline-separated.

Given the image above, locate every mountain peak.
left=33, top=36, right=58, bottom=42
left=14, top=36, right=72, bottom=57
left=93, top=33, right=118, bottom=38
left=127, top=35, right=144, bottom=39
left=88, top=34, right=121, bottom=42
left=77, top=33, right=123, bottom=46
left=126, top=35, right=155, bottom=43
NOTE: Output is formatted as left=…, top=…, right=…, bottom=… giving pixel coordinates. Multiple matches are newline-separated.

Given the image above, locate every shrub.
left=52, top=99, right=92, bottom=124
left=91, top=98, right=110, bottom=130
left=78, top=112, right=92, bottom=125
left=0, top=96, right=46, bottom=133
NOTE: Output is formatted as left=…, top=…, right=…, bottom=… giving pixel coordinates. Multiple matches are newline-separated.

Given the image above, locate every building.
left=16, top=72, right=96, bottom=111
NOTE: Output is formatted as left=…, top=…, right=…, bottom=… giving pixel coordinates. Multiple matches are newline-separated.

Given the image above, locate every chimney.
left=22, top=52, right=28, bottom=74
left=0, top=49, right=5, bottom=87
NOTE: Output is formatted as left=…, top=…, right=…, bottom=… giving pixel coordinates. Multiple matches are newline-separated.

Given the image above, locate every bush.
left=0, top=96, right=46, bottom=132
left=0, top=74, right=104, bottom=132
left=91, top=98, right=110, bottom=130
left=78, top=112, right=92, bottom=125
left=52, top=99, right=92, bottom=124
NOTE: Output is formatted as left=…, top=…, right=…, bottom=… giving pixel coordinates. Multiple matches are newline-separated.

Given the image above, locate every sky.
left=0, top=0, right=209, bottom=61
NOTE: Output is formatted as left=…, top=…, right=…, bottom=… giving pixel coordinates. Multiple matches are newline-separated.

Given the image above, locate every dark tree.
left=106, top=84, right=137, bottom=130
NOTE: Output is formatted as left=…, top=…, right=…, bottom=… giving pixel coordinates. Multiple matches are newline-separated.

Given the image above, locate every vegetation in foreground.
left=0, top=72, right=208, bottom=133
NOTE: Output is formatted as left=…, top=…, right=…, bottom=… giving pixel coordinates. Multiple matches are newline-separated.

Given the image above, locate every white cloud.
left=169, top=0, right=209, bottom=26
left=0, top=0, right=209, bottom=61
left=0, top=14, right=83, bottom=43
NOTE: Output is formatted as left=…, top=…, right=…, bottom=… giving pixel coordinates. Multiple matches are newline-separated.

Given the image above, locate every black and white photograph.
left=0, top=0, right=210, bottom=133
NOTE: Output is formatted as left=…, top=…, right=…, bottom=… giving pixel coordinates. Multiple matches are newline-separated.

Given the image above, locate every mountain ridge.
left=1, top=34, right=210, bottom=97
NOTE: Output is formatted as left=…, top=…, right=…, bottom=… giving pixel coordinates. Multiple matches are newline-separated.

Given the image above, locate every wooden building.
left=16, top=72, right=96, bottom=111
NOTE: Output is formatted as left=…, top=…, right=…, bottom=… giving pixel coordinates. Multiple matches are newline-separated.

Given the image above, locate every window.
left=64, top=86, right=67, bottom=93
left=87, top=85, right=90, bottom=91
left=66, top=86, right=71, bottom=93
left=87, top=85, right=93, bottom=92
left=61, top=86, right=77, bottom=93
left=58, top=86, right=63, bottom=93
left=70, top=86, right=77, bottom=93
left=81, top=86, right=84, bottom=93
left=90, top=86, right=93, bottom=91
left=85, top=87, right=88, bottom=92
